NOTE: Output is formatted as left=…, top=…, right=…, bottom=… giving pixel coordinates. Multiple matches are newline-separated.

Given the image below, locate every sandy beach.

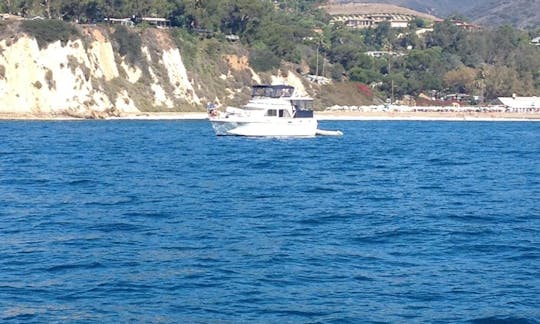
left=0, top=112, right=208, bottom=121
left=1, top=111, right=539, bottom=121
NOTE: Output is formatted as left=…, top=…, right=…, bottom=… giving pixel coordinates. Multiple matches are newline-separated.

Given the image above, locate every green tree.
left=427, top=19, right=466, bottom=54
left=409, top=17, right=426, bottom=29
left=327, top=26, right=366, bottom=70
left=443, top=66, right=477, bottom=93
left=405, top=47, right=443, bottom=72
left=484, top=65, right=522, bottom=98
left=220, top=0, right=270, bottom=35
left=363, top=22, right=395, bottom=50
left=250, top=12, right=302, bottom=63
left=349, top=66, right=380, bottom=84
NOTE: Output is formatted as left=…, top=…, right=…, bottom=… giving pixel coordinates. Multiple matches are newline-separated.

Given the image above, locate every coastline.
left=0, top=112, right=208, bottom=121
left=1, top=111, right=539, bottom=121
left=315, top=111, right=540, bottom=122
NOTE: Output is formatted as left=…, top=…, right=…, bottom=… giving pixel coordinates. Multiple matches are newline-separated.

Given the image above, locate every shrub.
left=66, top=55, right=79, bottom=73
left=112, top=25, right=143, bottom=66
left=45, top=69, right=56, bottom=90
left=21, top=19, right=81, bottom=49
left=249, top=47, right=281, bottom=72
left=329, top=63, right=345, bottom=81
left=204, top=39, right=223, bottom=60
left=356, top=83, right=373, bottom=98
left=171, top=29, right=198, bottom=70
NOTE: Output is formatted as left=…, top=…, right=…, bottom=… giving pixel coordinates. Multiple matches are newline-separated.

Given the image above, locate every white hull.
left=210, top=117, right=318, bottom=137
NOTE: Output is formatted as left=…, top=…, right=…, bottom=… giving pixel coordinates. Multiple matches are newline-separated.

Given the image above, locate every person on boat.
left=207, top=102, right=218, bottom=117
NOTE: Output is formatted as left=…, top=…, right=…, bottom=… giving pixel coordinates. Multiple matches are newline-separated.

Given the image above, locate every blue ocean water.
left=0, top=120, right=539, bottom=323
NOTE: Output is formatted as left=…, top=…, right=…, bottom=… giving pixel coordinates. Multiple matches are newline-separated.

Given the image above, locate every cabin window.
left=267, top=109, right=277, bottom=117
left=291, top=100, right=313, bottom=110
left=277, top=110, right=291, bottom=118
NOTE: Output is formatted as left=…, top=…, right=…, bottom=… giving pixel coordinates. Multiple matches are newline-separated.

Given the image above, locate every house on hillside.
left=364, top=51, right=404, bottom=58
left=225, top=34, right=240, bottom=42
left=531, top=37, right=540, bottom=46
left=448, top=20, right=481, bottom=31
left=415, top=28, right=434, bottom=36
left=322, top=3, right=441, bottom=29
left=141, top=17, right=170, bottom=28
left=104, top=17, right=134, bottom=27
left=331, top=13, right=412, bottom=29
left=104, top=16, right=170, bottom=28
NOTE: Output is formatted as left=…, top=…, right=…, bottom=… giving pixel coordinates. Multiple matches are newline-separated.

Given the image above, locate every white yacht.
left=208, top=85, right=318, bottom=137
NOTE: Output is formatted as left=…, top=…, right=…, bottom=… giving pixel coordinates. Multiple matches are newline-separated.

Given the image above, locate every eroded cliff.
left=0, top=23, right=312, bottom=118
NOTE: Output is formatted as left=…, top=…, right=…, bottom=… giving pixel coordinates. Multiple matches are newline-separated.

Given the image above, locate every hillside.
left=1, top=3, right=538, bottom=118
left=330, top=0, right=540, bottom=28
left=468, top=0, right=540, bottom=29
left=0, top=20, right=372, bottom=118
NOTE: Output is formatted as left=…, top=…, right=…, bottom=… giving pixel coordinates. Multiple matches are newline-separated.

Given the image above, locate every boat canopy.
left=251, top=85, right=295, bottom=99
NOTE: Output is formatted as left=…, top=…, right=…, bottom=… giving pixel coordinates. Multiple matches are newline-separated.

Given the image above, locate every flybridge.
left=251, top=85, right=295, bottom=99
left=249, top=85, right=314, bottom=116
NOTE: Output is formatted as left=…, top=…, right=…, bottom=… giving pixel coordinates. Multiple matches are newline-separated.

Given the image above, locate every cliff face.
left=1, top=29, right=125, bottom=116
left=0, top=24, right=310, bottom=117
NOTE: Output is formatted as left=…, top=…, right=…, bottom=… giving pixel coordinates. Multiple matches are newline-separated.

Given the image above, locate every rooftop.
left=321, top=3, right=441, bottom=21
left=499, top=96, right=540, bottom=108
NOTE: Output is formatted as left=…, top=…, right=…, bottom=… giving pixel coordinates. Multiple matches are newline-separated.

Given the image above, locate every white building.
left=331, top=14, right=412, bottom=29
left=141, top=17, right=170, bottom=28
left=364, top=51, right=405, bottom=58
left=322, top=3, right=441, bottom=30
left=104, top=17, right=134, bottom=27
left=498, top=96, right=540, bottom=112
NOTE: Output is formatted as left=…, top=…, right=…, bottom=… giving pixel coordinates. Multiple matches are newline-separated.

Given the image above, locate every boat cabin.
left=252, top=85, right=314, bottom=118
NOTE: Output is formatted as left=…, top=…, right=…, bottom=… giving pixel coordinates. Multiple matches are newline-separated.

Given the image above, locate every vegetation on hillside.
left=2, top=0, right=540, bottom=103
left=20, top=19, right=80, bottom=49
left=469, top=0, right=540, bottom=30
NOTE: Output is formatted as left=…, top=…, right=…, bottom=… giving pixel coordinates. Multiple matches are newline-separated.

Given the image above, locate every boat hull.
left=209, top=117, right=318, bottom=137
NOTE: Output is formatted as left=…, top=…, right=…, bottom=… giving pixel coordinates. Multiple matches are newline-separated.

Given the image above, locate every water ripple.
left=0, top=120, right=539, bottom=322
